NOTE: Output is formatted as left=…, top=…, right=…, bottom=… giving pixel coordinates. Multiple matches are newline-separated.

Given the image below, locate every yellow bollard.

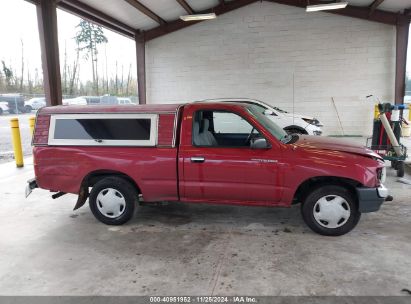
left=10, top=118, right=24, bottom=168
left=29, top=116, right=36, bottom=136
left=374, top=104, right=379, bottom=119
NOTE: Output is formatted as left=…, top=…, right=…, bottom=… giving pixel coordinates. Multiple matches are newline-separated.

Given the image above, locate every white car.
left=24, top=97, right=46, bottom=112
left=118, top=97, right=136, bottom=105
left=201, top=98, right=323, bottom=136
left=0, top=102, right=9, bottom=115
left=62, top=97, right=88, bottom=106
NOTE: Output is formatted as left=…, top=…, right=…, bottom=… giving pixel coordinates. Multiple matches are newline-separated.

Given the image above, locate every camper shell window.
left=48, top=114, right=158, bottom=146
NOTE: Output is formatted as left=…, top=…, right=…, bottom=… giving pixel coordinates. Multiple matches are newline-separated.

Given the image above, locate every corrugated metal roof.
left=74, top=0, right=410, bottom=31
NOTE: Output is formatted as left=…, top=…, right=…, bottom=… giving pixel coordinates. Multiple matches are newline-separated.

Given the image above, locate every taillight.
left=377, top=167, right=386, bottom=184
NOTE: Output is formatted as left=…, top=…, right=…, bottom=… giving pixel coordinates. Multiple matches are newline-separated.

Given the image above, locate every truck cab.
left=28, top=102, right=390, bottom=236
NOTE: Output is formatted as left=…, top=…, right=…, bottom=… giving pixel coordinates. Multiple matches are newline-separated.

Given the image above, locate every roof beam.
left=145, top=0, right=408, bottom=41
left=59, top=0, right=136, bottom=38
left=123, top=0, right=166, bottom=24
left=369, top=0, right=385, bottom=16
left=145, top=0, right=259, bottom=41
left=266, top=0, right=403, bottom=25
left=176, top=0, right=194, bottom=14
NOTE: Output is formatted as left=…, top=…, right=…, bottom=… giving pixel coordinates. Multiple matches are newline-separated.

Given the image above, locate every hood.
left=293, top=135, right=383, bottom=160
left=282, top=112, right=313, bottom=120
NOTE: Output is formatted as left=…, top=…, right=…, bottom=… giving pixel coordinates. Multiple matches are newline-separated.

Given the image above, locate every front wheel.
left=301, top=185, right=361, bottom=236
left=397, top=161, right=405, bottom=178
left=285, top=128, right=306, bottom=135
left=89, top=176, right=137, bottom=225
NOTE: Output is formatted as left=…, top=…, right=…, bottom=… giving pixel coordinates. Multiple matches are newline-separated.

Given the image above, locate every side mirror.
left=251, top=138, right=270, bottom=149
left=263, top=109, right=274, bottom=116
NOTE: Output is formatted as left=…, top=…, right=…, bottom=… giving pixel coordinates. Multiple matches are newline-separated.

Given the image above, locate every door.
left=180, top=109, right=282, bottom=204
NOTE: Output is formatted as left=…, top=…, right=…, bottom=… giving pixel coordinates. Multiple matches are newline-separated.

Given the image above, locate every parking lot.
left=0, top=112, right=34, bottom=164
left=0, top=155, right=410, bottom=296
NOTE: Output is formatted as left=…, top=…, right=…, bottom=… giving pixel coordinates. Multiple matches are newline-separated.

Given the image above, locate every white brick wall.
left=146, top=2, right=396, bottom=136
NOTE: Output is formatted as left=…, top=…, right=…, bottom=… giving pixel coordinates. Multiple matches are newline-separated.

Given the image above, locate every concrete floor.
left=0, top=157, right=411, bottom=296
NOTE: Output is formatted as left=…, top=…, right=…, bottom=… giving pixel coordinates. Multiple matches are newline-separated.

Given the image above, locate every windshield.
left=246, top=105, right=290, bottom=142
left=273, top=106, right=288, bottom=113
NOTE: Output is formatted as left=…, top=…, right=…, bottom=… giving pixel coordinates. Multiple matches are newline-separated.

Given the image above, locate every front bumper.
left=356, top=184, right=390, bottom=213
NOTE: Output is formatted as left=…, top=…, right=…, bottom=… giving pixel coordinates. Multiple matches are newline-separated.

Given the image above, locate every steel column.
left=135, top=32, right=146, bottom=105
left=36, top=0, right=62, bottom=106
left=394, top=16, right=409, bottom=105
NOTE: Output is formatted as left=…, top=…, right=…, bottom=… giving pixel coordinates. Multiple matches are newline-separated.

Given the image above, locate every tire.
left=0, top=108, right=3, bottom=115
left=285, top=128, right=306, bottom=135
left=89, top=176, right=137, bottom=225
left=397, top=161, right=405, bottom=178
left=24, top=105, right=32, bottom=113
left=301, top=185, right=361, bottom=236
left=391, top=160, right=397, bottom=169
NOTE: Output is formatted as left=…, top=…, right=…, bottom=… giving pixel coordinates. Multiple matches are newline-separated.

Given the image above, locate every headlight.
left=377, top=167, right=386, bottom=184
left=302, top=118, right=322, bottom=127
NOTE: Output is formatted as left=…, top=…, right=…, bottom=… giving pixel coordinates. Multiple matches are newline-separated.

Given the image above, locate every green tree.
left=75, top=20, right=108, bottom=95
left=2, top=60, right=14, bottom=89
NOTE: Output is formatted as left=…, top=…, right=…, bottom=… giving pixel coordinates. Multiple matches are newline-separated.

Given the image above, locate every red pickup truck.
left=27, top=101, right=390, bottom=236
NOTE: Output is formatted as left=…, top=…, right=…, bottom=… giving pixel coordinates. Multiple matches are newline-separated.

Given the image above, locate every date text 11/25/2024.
left=150, top=296, right=257, bottom=303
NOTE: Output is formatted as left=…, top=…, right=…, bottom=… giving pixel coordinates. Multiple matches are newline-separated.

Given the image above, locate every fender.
left=284, top=125, right=308, bottom=134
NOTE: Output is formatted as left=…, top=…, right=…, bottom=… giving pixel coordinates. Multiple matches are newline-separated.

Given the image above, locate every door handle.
left=191, top=157, right=205, bottom=163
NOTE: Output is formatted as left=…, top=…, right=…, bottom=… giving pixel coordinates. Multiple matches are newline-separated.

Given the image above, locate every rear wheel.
left=24, top=105, right=32, bottom=113
left=0, top=108, right=3, bottom=115
left=301, top=185, right=361, bottom=236
left=89, top=176, right=137, bottom=225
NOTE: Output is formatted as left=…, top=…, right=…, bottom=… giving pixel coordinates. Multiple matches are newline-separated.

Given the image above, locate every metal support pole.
left=36, top=0, right=62, bottom=106
left=29, top=116, right=36, bottom=136
left=135, top=32, right=146, bottom=105
left=394, top=16, right=409, bottom=105
left=10, top=118, right=24, bottom=168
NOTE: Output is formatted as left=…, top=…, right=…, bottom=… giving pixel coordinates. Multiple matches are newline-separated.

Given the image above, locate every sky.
left=0, top=0, right=410, bottom=84
left=0, top=0, right=136, bottom=83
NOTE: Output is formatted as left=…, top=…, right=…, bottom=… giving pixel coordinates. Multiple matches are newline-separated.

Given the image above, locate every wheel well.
left=81, top=170, right=141, bottom=194
left=284, top=125, right=308, bottom=134
left=293, top=176, right=361, bottom=205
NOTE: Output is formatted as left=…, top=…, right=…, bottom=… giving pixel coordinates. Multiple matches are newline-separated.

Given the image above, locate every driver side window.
left=193, top=110, right=261, bottom=148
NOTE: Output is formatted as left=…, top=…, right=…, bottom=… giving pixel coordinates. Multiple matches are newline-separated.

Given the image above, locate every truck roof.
left=38, top=103, right=184, bottom=115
